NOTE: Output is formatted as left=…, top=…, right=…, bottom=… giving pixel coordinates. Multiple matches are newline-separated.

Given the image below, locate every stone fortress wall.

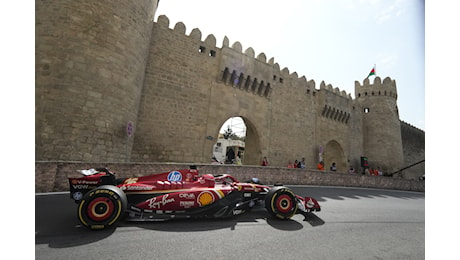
left=35, top=0, right=424, bottom=183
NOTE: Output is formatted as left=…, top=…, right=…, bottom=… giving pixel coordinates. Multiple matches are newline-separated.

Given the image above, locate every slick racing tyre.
left=265, top=186, right=298, bottom=220
left=77, top=185, right=127, bottom=230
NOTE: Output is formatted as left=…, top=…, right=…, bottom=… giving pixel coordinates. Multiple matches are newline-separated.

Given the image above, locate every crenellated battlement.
left=354, top=76, right=398, bottom=99
left=154, top=15, right=353, bottom=99
left=320, top=81, right=353, bottom=99
left=400, top=120, right=425, bottom=133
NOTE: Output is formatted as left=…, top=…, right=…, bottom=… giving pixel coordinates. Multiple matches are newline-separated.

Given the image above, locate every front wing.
left=297, top=196, right=321, bottom=213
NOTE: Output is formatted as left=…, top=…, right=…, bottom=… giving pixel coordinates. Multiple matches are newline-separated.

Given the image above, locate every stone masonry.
left=35, top=0, right=424, bottom=180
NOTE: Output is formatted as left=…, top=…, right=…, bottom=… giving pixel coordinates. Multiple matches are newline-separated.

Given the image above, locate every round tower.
left=354, top=77, right=404, bottom=173
left=36, top=0, right=160, bottom=161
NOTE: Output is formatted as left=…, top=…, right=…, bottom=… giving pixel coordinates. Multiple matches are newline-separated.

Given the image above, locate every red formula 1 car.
left=68, top=166, right=321, bottom=230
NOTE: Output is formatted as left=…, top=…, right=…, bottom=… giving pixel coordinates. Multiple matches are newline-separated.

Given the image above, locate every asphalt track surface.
left=36, top=186, right=424, bottom=260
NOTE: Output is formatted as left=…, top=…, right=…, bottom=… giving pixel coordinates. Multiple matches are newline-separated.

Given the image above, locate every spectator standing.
left=364, top=168, right=370, bottom=175
left=348, top=166, right=356, bottom=174
left=330, top=162, right=337, bottom=171
left=299, top=158, right=306, bottom=169
left=261, top=157, right=269, bottom=166
left=317, top=161, right=325, bottom=171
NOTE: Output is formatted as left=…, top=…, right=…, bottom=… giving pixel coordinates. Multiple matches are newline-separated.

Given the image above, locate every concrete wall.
left=36, top=161, right=424, bottom=193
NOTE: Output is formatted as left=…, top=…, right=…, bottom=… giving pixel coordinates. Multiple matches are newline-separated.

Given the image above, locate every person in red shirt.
left=261, top=157, right=269, bottom=166
left=317, top=161, right=325, bottom=171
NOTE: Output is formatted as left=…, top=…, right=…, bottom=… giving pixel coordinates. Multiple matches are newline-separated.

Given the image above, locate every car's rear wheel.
left=77, top=185, right=127, bottom=230
left=265, top=186, right=298, bottom=219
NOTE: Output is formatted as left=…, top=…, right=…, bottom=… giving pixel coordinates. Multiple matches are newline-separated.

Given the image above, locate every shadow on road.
left=36, top=194, right=324, bottom=248
left=302, top=212, right=325, bottom=227
left=35, top=194, right=116, bottom=248
left=289, top=186, right=425, bottom=203
left=36, top=186, right=421, bottom=248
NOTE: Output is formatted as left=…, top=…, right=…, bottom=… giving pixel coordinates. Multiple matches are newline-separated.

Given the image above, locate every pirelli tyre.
left=265, top=186, right=298, bottom=220
left=77, top=185, right=127, bottom=230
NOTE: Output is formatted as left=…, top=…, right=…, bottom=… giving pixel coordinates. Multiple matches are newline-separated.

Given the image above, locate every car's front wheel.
left=77, top=185, right=127, bottom=230
left=265, top=186, right=298, bottom=219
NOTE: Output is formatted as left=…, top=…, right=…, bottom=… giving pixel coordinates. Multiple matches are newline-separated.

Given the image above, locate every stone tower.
left=35, top=0, right=160, bottom=161
left=354, top=77, right=404, bottom=173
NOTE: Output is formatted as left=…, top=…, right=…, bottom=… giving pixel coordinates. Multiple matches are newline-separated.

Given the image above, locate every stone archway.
left=323, top=140, right=347, bottom=172
left=212, top=116, right=261, bottom=166
left=240, top=117, right=261, bottom=165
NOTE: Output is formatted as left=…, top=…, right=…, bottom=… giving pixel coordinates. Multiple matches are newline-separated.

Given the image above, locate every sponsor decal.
left=124, top=185, right=154, bottom=191
left=124, top=178, right=138, bottom=184
left=180, top=201, right=195, bottom=208
left=72, top=184, right=89, bottom=189
left=197, top=191, right=215, bottom=207
left=179, top=193, right=195, bottom=199
left=167, top=171, right=182, bottom=182
left=72, top=192, right=83, bottom=201
left=71, top=179, right=99, bottom=185
left=148, top=194, right=175, bottom=209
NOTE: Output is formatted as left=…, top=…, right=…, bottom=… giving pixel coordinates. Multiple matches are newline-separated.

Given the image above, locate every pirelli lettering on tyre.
left=78, top=186, right=127, bottom=230
left=94, top=189, right=114, bottom=196
left=90, top=225, right=105, bottom=229
left=266, top=186, right=298, bottom=220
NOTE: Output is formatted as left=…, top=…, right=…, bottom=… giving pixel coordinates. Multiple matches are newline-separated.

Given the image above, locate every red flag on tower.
left=367, top=65, right=376, bottom=78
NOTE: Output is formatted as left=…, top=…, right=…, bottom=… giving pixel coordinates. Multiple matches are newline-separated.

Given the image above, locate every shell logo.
left=197, top=191, right=215, bottom=207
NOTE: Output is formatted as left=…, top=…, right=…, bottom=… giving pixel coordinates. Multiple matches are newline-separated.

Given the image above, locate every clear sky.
left=154, top=0, right=425, bottom=131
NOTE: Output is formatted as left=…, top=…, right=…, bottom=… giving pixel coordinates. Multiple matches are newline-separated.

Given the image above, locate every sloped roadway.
left=36, top=186, right=424, bottom=260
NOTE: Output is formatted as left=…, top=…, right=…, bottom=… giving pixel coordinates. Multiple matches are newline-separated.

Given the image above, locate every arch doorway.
left=212, top=116, right=261, bottom=165
left=323, top=140, right=347, bottom=172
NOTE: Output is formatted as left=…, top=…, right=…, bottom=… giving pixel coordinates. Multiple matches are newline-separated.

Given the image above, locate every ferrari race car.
left=68, top=166, right=321, bottom=230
